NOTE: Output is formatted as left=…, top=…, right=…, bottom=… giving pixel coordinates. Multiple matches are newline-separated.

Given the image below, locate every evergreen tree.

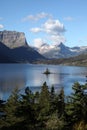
left=49, top=85, right=56, bottom=113
left=65, top=82, right=87, bottom=129
left=50, top=85, right=55, bottom=100
left=17, top=87, right=37, bottom=130
left=57, top=88, right=65, bottom=118
left=0, top=99, right=6, bottom=119
left=39, top=82, right=50, bottom=113
left=0, top=88, right=22, bottom=129
left=38, top=82, right=50, bottom=127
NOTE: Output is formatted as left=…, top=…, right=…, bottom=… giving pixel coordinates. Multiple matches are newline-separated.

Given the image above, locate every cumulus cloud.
left=30, top=18, right=66, bottom=45
left=0, top=24, right=4, bottom=29
left=43, top=19, right=66, bottom=35
left=30, top=19, right=66, bottom=35
left=49, top=35, right=66, bottom=45
left=33, top=38, right=45, bottom=48
left=22, top=12, right=52, bottom=22
left=28, top=12, right=66, bottom=45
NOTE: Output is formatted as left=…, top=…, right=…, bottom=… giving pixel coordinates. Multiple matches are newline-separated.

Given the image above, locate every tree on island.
left=43, top=68, right=51, bottom=75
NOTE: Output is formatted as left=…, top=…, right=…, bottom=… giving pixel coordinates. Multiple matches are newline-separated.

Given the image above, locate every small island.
left=43, top=68, right=51, bottom=75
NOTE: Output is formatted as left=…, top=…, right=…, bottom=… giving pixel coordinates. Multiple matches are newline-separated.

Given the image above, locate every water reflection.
left=0, top=64, right=87, bottom=100
left=0, top=74, right=26, bottom=100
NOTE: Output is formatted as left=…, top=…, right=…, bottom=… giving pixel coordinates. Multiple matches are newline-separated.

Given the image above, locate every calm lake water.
left=0, top=64, right=87, bottom=100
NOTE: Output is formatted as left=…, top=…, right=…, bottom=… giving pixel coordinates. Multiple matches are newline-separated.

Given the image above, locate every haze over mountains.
left=0, top=30, right=87, bottom=63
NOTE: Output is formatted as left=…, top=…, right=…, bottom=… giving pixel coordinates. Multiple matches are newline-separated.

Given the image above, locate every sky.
left=0, top=0, right=87, bottom=47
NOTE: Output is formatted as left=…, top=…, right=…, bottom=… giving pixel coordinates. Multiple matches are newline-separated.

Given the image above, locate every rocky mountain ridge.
left=33, top=42, right=87, bottom=59
left=0, top=30, right=27, bottom=48
left=0, top=30, right=87, bottom=63
left=0, top=30, right=45, bottom=63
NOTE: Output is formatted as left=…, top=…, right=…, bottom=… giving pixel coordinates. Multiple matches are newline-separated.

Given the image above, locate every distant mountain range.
left=36, top=53, right=87, bottom=66
left=33, top=42, right=87, bottom=59
left=0, top=30, right=45, bottom=63
left=0, top=30, right=87, bottom=65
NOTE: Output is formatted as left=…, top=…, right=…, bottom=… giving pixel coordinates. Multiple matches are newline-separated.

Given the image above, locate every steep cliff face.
left=0, top=30, right=27, bottom=48
left=0, top=30, right=45, bottom=63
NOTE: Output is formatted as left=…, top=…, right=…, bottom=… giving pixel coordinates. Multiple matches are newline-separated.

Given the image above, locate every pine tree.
left=49, top=85, right=57, bottom=114
left=65, top=82, right=87, bottom=129
left=0, top=88, right=22, bottom=129
left=38, top=82, right=50, bottom=127
left=17, top=87, right=37, bottom=130
left=57, top=88, right=65, bottom=118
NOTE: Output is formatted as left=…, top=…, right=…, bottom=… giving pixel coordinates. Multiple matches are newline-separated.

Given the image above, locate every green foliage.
left=46, top=113, right=65, bottom=130
left=0, top=82, right=87, bottom=130
left=0, top=88, right=22, bottom=129
left=49, top=86, right=56, bottom=113
left=57, top=88, right=65, bottom=118
left=73, top=121, right=87, bottom=130
left=65, top=82, right=87, bottom=129
left=39, top=82, right=50, bottom=112
left=36, top=53, right=87, bottom=66
left=16, top=87, right=37, bottom=129
left=0, top=99, right=5, bottom=120
left=38, top=82, right=50, bottom=127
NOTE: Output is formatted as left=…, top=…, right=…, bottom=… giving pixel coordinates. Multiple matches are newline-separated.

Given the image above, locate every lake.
left=0, top=64, right=87, bottom=100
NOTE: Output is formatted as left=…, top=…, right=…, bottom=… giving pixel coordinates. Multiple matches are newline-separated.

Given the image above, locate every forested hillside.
left=35, top=53, right=87, bottom=66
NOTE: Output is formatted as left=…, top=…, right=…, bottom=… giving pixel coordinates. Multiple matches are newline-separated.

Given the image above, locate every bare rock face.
left=0, top=30, right=45, bottom=63
left=0, top=30, right=27, bottom=48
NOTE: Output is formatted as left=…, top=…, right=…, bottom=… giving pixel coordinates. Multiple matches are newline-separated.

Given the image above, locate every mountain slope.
left=0, top=30, right=45, bottom=63
left=0, top=41, right=15, bottom=63
left=34, top=42, right=87, bottom=59
left=12, top=45, right=45, bottom=63
left=36, top=53, right=87, bottom=66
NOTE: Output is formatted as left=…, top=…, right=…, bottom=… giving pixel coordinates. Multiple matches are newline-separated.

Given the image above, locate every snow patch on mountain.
left=32, top=42, right=87, bottom=59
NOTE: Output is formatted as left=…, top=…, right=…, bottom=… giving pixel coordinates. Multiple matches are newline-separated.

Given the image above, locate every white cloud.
left=37, top=12, right=52, bottom=19
left=49, top=35, right=66, bottom=45
left=23, top=15, right=38, bottom=21
left=30, top=19, right=66, bottom=35
left=30, top=18, right=66, bottom=44
left=33, top=38, right=45, bottom=48
left=43, top=19, right=66, bottom=35
left=30, top=27, right=42, bottom=33
left=27, top=12, right=66, bottom=45
left=64, top=16, right=74, bottom=21
left=22, top=12, right=52, bottom=22
left=0, top=24, right=4, bottom=29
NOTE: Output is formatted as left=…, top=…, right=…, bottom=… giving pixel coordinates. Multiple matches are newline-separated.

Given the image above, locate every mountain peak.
left=58, top=42, right=64, bottom=46
left=34, top=41, right=87, bottom=59
left=0, top=30, right=45, bottom=63
left=0, top=30, right=28, bottom=49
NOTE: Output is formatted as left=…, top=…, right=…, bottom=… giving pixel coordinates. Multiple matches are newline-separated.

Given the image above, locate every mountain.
left=33, top=42, right=87, bottom=59
left=0, top=41, right=15, bottom=63
left=12, top=46, right=45, bottom=63
left=0, top=30, right=87, bottom=63
left=0, top=30, right=27, bottom=48
left=0, top=30, right=45, bottom=63
left=38, top=53, right=87, bottom=66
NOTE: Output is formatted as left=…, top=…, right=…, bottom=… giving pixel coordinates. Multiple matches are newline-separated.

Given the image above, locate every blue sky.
left=0, top=0, right=87, bottom=47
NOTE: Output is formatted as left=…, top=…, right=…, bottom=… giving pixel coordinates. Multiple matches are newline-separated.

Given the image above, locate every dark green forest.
left=35, top=53, right=87, bottom=66
left=0, top=81, right=87, bottom=130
